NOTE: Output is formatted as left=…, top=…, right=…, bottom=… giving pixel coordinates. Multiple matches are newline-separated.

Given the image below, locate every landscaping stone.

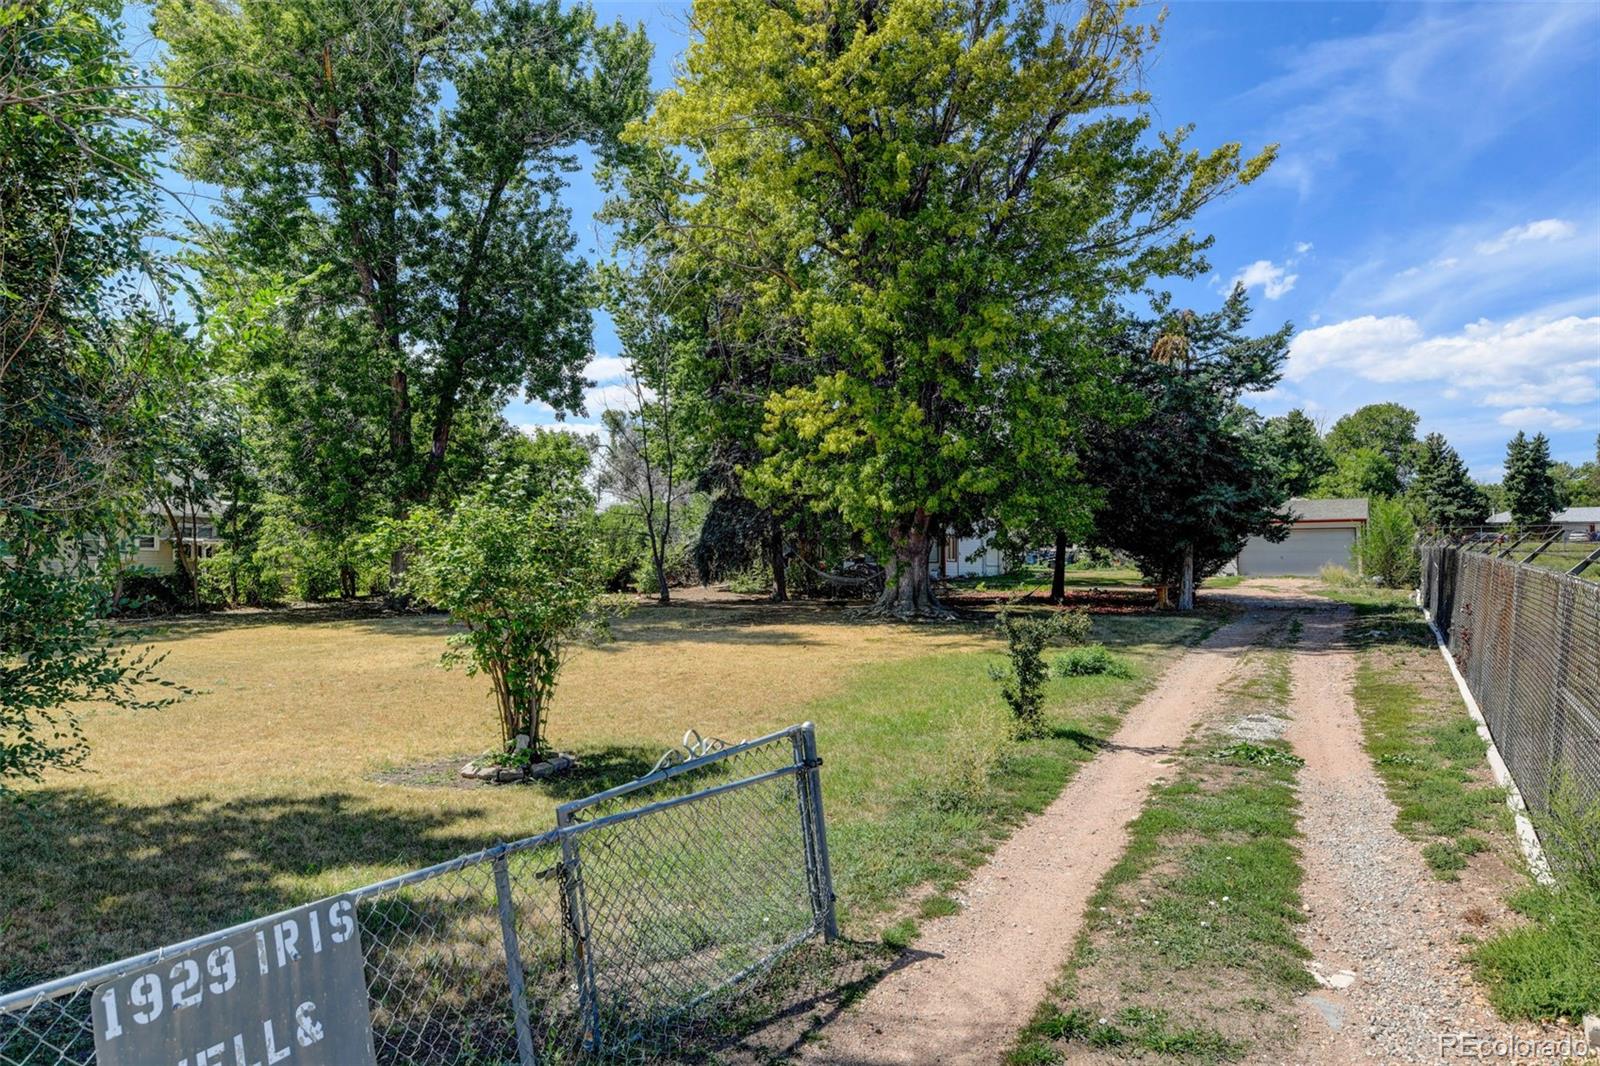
left=458, top=761, right=479, bottom=779
left=1585, top=1014, right=1599, bottom=1047
left=528, top=753, right=576, bottom=780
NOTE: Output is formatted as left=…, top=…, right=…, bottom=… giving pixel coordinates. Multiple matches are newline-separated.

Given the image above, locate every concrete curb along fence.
left=1416, top=596, right=1553, bottom=886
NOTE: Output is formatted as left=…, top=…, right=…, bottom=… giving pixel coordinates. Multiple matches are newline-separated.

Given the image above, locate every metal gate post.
left=556, top=811, right=603, bottom=1052
left=491, top=846, right=538, bottom=1066
left=797, top=722, right=839, bottom=940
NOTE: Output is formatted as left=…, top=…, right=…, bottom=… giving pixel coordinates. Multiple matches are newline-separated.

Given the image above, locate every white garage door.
left=1237, top=527, right=1356, bottom=577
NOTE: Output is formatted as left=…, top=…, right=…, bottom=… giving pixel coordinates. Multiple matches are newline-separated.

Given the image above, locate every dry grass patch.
left=1, top=599, right=1214, bottom=993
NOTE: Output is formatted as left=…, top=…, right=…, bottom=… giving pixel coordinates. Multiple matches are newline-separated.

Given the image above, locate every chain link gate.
left=0, top=723, right=837, bottom=1065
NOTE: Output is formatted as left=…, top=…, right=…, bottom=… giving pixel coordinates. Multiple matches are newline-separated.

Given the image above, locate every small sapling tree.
left=991, top=609, right=1091, bottom=737
left=395, top=466, right=613, bottom=766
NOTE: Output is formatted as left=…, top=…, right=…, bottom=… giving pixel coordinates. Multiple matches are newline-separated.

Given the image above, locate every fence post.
left=556, top=810, right=603, bottom=1052
left=796, top=722, right=839, bottom=941
left=491, top=846, right=539, bottom=1066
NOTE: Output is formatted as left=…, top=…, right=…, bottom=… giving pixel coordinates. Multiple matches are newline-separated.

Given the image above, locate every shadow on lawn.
left=0, top=789, right=494, bottom=991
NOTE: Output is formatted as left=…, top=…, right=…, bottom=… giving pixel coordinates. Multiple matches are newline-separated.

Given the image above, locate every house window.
left=193, top=523, right=216, bottom=540
left=135, top=535, right=156, bottom=550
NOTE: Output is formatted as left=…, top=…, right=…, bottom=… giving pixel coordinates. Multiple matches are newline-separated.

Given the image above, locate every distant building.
left=126, top=505, right=226, bottom=574
left=931, top=530, right=1006, bottom=579
left=1485, top=507, right=1600, bottom=541
left=1233, top=498, right=1369, bottom=577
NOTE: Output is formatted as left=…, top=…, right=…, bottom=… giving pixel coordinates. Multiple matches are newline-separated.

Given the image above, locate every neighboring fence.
left=0, top=723, right=837, bottom=1065
left=1420, top=535, right=1600, bottom=820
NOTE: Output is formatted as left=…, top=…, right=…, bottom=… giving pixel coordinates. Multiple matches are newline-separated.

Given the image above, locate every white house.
left=1486, top=506, right=1600, bottom=542
left=1233, top=497, right=1369, bottom=577
left=931, top=531, right=1006, bottom=579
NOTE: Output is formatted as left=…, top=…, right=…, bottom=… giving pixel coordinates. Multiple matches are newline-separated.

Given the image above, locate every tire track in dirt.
left=1278, top=607, right=1504, bottom=1065
left=794, top=611, right=1284, bottom=1066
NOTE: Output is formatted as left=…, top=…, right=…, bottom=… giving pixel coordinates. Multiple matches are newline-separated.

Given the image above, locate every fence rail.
left=0, top=723, right=836, bottom=1065
left=1420, top=538, right=1600, bottom=824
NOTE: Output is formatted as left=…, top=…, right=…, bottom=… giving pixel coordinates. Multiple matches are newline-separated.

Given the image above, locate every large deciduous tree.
left=157, top=0, right=651, bottom=553
left=637, top=0, right=1275, bottom=617
left=2, top=0, right=184, bottom=792
left=1087, top=289, right=1292, bottom=610
left=1318, top=402, right=1419, bottom=498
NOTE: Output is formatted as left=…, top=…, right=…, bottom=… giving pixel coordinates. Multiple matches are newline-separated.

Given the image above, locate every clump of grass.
left=1212, top=741, right=1304, bottom=769
left=928, top=704, right=1015, bottom=813
left=1318, top=562, right=1362, bottom=587
left=1055, top=644, right=1134, bottom=679
left=918, top=894, right=961, bottom=919
left=880, top=917, right=919, bottom=950
left=1010, top=1003, right=1242, bottom=1063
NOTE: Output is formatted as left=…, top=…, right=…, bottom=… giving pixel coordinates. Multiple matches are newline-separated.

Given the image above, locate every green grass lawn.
left=0, top=599, right=1214, bottom=992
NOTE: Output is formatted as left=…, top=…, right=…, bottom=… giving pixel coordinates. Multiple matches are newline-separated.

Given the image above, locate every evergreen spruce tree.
left=1503, top=431, right=1560, bottom=527
left=1411, top=433, right=1489, bottom=530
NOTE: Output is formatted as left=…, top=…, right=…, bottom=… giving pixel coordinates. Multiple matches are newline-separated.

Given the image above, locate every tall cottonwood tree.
left=157, top=0, right=651, bottom=549
left=640, top=0, right=1275, bottom=616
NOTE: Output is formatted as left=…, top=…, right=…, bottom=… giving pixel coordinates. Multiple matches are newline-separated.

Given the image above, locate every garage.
left=1235, top=498, right=1368, bottom=577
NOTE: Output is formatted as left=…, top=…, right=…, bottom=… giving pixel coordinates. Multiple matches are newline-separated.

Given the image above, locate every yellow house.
left=126, top=507, right=226, bottom=574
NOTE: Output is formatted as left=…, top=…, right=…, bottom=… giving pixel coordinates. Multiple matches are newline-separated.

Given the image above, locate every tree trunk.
left=769, top=521, right=788, bottom=602
left=1178, top=544, right=1196, bottom=611
left=1050, top=529, right=1067, bottom=603
left=653, top=553, right=671, bottom=605
left=1154, top=583, right=1172, bottom=610
left=872, top=515, right=951, bottom=619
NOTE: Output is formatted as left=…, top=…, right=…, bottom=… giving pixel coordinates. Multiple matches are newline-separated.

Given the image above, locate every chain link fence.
left=0, top=723, right=836, bottom=1065
left=1420, top=536, right=1600, bottom=820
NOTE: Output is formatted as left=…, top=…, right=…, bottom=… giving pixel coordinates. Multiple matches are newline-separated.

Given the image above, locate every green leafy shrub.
left=992, top=609, right=1091, bottom=736
left=392, top=468, right=617, bottom=760
left=1354, top=497, right=1419, bottom=588
left=1056, top=643, right=1133, bottom=679
left=725, top=563, right=773, bottom=595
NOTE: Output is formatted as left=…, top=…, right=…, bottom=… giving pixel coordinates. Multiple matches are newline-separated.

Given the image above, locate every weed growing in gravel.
left=1212, top=741, right=1305, bottom=768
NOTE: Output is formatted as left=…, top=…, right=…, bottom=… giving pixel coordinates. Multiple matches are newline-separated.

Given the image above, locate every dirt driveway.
left=793, top=586, right=1322, bottom=1065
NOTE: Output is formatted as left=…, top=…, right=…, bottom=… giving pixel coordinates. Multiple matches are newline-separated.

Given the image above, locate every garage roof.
left=1285, top=497, right=1368, bottom=523
left=1486, top=507, right=1600, bottom=525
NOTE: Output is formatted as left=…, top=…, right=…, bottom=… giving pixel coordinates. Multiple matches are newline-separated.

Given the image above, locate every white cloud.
left=1496, top=407, right=1583, bottom=431
left=1294, top=242, right=1314, bottom=255
left=1474, top=218, right=1577, bottom=256
left=584, top=354, right=631, bottom=383
left=1286, top=309, right=1600, bottom=409
left=519, top=421, right=602, bottom=439
left=1230, top=259, right=1299, bottom=300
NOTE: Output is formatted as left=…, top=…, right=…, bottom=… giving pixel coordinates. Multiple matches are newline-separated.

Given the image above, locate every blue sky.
left=128, top=1, right=1600, bottom=478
